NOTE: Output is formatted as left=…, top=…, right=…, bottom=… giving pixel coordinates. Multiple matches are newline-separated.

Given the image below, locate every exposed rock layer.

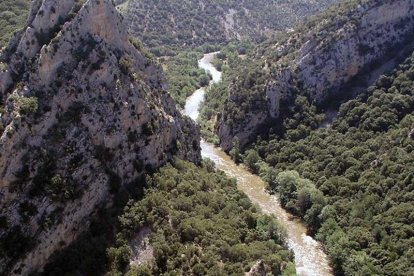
left=0, top=0, right=200, bottom=274
left=218, top=0, right=414, bottom=151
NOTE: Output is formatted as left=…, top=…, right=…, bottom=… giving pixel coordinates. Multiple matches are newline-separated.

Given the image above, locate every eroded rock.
left=0, top=0, right=200, bottom=274
left=218, top=0, right=414, bottom=151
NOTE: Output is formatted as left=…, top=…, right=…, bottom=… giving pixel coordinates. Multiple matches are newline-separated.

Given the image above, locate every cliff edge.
left=218, top=0, right=414, bottom=150
left=0, top=0, right=200, bottom=274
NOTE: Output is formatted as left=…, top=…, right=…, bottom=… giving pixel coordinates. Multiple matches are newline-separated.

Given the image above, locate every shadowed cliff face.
left=217, top=0, right=414, bottom=151
left=0, top=0, right=200, bottom=274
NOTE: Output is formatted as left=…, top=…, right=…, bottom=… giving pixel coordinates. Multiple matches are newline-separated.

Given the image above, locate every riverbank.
left=184, top=52, right=333, bottom=276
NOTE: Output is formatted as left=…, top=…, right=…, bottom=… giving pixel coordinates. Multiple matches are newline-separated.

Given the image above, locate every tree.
left=244, top=149, right=260, bottom=173
left=198, top=74, right=210, bottom=87
left=229, top=137, right=242, bottom=163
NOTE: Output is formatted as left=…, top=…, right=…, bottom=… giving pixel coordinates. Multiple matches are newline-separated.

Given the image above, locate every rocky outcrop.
left=218, top=0, right=414, bottom=151
left=0, top=0, right=200, bottom=275
left=247, top=260, right=266, bottom=276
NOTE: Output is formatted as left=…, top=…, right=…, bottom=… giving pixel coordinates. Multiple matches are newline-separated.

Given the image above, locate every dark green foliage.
left=242, top=51, right=414, bottom=275
left=244, top=149, right=260, bottom=174
left=0, top=0, right=29, bottom=48
left=129, top=36, right=154, bottom=60
left=283, top=96, right=325, bottom=142
left=273, top=171, right=326, bottom=234
left=107, top=159, right=294, bottom=275
left=16, top=96, right=38, bottom=116
left=164, top=50, right=209, bottom=107
left=119, top=55, right=135, bottom=77
left=229, top=137, right=242, bottom=163
left=199, top=41, right=256, bottom=141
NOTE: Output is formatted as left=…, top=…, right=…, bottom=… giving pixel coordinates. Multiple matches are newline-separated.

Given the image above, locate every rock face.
left=218, top=0, right=414, bottom=151
left=0, top=0, right=200, bottom=275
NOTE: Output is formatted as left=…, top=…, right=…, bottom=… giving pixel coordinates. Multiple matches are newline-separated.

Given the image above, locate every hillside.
left=197, top=0, right=414, bottom=274
left=0, top=0, right=200, bottom=274
left=241, top=48, right=414, bottom=275
left=1, top=0, right=413, bottom=275
left=121, top=0, right=341, bottom=54
left=107, top=160, right=294, bottom=275
left=0, top=0, right=29, bottom=49
left=214, top=0, right=414, bottom=151
left=39, top=160, right=294, bottom=275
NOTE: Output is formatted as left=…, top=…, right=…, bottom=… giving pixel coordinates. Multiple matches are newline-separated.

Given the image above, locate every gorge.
left=185, top=53, right=333, bottom=276
left=0, top=0, right=413, bottom=275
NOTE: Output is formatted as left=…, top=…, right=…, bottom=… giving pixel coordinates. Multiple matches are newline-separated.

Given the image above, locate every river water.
left=184, top=52, right=333, bottom=276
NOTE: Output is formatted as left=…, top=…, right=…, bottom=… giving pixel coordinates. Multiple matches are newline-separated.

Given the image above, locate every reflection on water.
left=184, top=53, right=333, bottom=276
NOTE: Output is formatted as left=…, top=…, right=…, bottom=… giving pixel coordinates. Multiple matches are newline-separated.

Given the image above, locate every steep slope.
left=217, top=0, right=414, bottom=150
left=121, top=0, right=341, bottom=52
left=245, top=48, right=414, bottom=275
left=0, top=0, right=200, bottom=275
left=105, top=160, right=294, bottom=276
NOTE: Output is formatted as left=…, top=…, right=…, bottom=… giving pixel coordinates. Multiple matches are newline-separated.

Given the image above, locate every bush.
left=119, top=55, right=134, bottom=76
left=16, top=96, right=38, bottom=116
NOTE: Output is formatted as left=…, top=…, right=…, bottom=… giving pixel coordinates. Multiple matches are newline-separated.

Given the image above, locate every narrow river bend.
left=184, top=52, right=333, bottom=276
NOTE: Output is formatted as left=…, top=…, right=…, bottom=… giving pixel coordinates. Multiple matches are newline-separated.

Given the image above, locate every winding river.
left=184, top=53, right=333, bottom=276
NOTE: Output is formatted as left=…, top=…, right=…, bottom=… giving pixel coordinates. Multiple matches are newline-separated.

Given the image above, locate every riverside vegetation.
left=1, top=0, right=413, bottom=275
left=198, top=0, right=414, bottom=275
left=42, top=160, right=295, bottom=275
left=106, top=159, right=295, bottom=276
left=198, top=5, right=414, bottom=276
left=239, top=54, right=414, bottom=275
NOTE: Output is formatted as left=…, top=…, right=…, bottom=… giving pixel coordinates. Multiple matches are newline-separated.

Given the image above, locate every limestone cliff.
left=0, top=0, right=200, bottom=274
left=218, top=0, right=414, bottom=151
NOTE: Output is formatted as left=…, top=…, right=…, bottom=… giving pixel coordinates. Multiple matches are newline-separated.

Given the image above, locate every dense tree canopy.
left=163, top=51, right=210, bottom=108
left=0, top=0, right=29, bottom=49
left=233, top=51, right=414, bottom=275
left=107, top=159, right=295, bottom=275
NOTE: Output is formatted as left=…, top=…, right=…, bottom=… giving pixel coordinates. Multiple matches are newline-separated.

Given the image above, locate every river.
left=184, top=52, right=333, bottom=276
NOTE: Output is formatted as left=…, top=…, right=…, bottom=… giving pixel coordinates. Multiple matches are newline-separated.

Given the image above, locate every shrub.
left=16, top=96, right=38, bottom=115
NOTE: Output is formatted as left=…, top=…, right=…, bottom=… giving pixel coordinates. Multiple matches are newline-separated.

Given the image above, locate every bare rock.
left=0, top=0, right=200, bottom=275
left=218, top=0, right=414, bottom=151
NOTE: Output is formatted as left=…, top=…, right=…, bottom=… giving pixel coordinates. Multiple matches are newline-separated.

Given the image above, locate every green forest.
left=1, top=0, right=413, bottom=275
left=124, top=0, right=340, bottom=55
left=163, top=51, right=210, bottom=108
left=42, top=160, right=295, bottom=275
left=0, top=0, right=29, bottom=48
left=107, top=159, right=295, bottom=275
left=225, top=50, right=414, bottom=275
